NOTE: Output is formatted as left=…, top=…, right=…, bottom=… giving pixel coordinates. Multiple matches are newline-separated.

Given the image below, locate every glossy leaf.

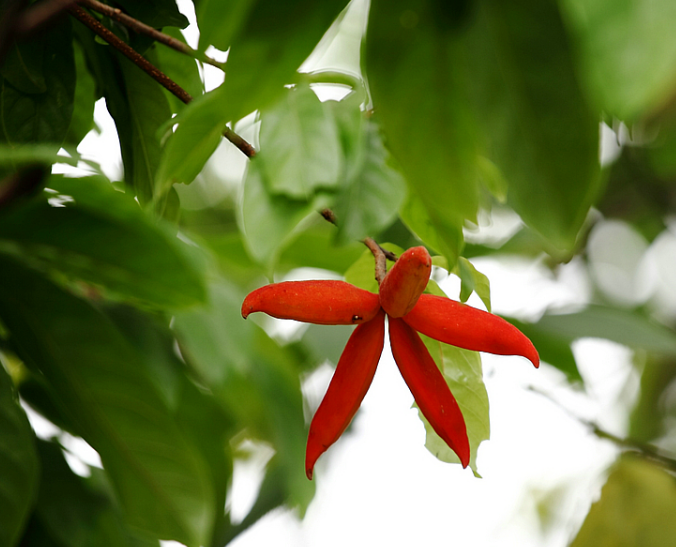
left=419, top=335, right=489, bottom=474
left=561, top=0, right=676, bottom=120
left=367, top=0, right=480, bottom=260
left=0, top=175, right=206, bottom=308
left=0, top=364, right=38, bottom=547
left=0, top=256, right=215, bottom=546
left=469, top=0, right=601, bottom=251
left=571, top=457, right=676, bottom=547
left=258, top=83, right=341, bottom=198
left=0, top=18, right=74, bottom=148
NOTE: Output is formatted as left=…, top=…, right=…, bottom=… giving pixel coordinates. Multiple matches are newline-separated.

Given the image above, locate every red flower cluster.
left=242, top=247, right=539, bottom=479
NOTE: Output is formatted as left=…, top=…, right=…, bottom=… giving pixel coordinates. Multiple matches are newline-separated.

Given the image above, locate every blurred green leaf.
left=239, top=161, right=328, bottom=266
left=156, top=89, right=225, bottom=193
left=0, top=35, right=46, bottom=94
left=64, top=42, right=97, bottom=148
left=454, top=257, right=491, bottom=311
left=535, top=306, right=676, bottom=355
left=507, top=317, right=582, bottom=383
left=331, top=99, right=407, bottom=244
left=258, top=84, right=341, bottom=198
left=0, top=364, right=39, bottom=547
left=367, top=0, right=480, bottom=265
left=419, top=337, right=489, bottom=475
left=0, top=18, right=74, bottom=149
left=344, top=243, right=403, bottom=293
left=26, top=440, right=159, bottom=547
left=470, top=0, right=601, bottom=252
left=207, top=0, right=349, bottom=122
left=114, top=0, right=189, bottom=29
left=0, top=175, right=206, bottom=308
left=629, top=355, right=676, bottom=443
left=561, top=0, right=676, bottom=120
left=571, top=457, right=676, bottom=547
left=0, top=145, right=78, bottom=169
left=0, top=256, right=215, bottom=546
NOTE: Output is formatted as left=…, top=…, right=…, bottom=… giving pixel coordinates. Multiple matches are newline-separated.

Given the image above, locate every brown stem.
left=320, top=208, right=337, bottom=225
left=66, top=5, right=256, bottom=158
left=79, top=0, right=224, bottom=69
left=364, top=237, right=388, bottom=285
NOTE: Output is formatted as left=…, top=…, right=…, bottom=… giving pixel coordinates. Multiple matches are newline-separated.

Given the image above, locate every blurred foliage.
left=0, top=0, right=675, bottom=545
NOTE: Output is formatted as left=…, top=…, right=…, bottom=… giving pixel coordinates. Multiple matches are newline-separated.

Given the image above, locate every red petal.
left=242, top=280, right=381, bottom=325
left=305, top=310, right=386, bottom=479
left=403, top=294, right=540, bottom=368
left=379, top=246, right=431, bottom=318
left=389, top=317, right=470, bottom=468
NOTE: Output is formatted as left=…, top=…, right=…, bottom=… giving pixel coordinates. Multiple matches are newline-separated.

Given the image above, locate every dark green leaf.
left=0, top=37, right=46, bottom=94
left=63, top=42, right=97, bottom=147
left=571, top=457, right=676, bottom=547
left=114, top=0, right=189, bottom=29
left=258, top=84, right=342, bottom=198
left=0, top=364, right=39, bottom=547
left=469, top=0, right=601, bottom=251
left=0, top=256, right=215, bottom=546
left=0, top=175, right=206, bottom=308
left=0, top=19, right=75, bottom=148
left=366, top=0, right=480, bottom=264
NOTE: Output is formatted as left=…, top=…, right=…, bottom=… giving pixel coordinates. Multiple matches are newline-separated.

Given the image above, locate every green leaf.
left=0, top=37, right=46, bottom=94
left=366, top=0, right=480, bottom=260
left=331, top=101, right=407, bottom=244
left=399, top=190, right=464, bottom=271
left=206, top=0, right=349, bottom=123
left=469, top=0, right=601, bottom=251
left=0, top=144, right=78, bottom=169
left=0, top=175, right=206, bottom=308
left=27, top=440, right=159, bottom=547
left=155, top=89, right=225, bottom=194
left=196, top=0, right=255, bottom=52
left=0, top=255, right=215, bottom=546
left=239, top=161, right=327, bottom=266
left=63, top=42, right=97, bottom=148
left=571, top=457, right=676, bottom=547
left=114, top=0, right=189, bottom=29
left=535, top=306, right=676, bottom=356
left=258, top=84, right=341, bottom=198
left=0, top=18, right=75, bottom=148
left=419, top=336, right=490, bottom=475
left=453, top=257, right=491, bottom=312
left=344, top=243, right=403, bottom=293
left=0, top=364, right=39, bottom=547
left=561, top=0, right=676, bottom=120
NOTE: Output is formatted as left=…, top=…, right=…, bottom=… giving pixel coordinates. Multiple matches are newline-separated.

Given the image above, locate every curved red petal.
left=403, top=294, right=540, bottom=368
left=242, top=280, right=381, bottom=325
left=389, top=317, right=470, bottom=468
left=305, top=310, right=386, bottom=479
left=379, top=246, right=432, bottom=318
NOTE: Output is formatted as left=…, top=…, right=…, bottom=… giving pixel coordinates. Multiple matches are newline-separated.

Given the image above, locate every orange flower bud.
left=379, top=246, right=431, bottom=318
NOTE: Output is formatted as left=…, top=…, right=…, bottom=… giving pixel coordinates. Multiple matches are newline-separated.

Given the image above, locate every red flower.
left=242, top=247, right=539, bottom=479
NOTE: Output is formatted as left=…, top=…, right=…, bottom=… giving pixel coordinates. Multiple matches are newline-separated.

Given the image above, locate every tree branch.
left=66, top=5, right=256, bottom=158
left=78, top=0, right=224, bottom=69
left=364, top=237, right=388, bottom=285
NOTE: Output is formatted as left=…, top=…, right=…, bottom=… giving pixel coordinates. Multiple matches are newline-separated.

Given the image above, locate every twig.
left=66, top=5, right=256, bottom=158
left=529, top=386, right=676, bottom=473
left=320, top=208, right=337, bottom=225
left=364, top=237, right=388, bottom=285
left=78, top=0, right=224, bottom=69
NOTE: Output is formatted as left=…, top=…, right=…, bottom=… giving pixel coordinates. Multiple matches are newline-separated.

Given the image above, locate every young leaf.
left=0, top=255, right=215, bottom=547
left=453, top=257, right=491, bottom=312
left=0, top=364, right=39, bottom=547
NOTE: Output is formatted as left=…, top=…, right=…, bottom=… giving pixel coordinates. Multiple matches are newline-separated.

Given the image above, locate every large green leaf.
left=366, top=0, right=480, bottom=265
left=63, top=42, right=97, bottom=148
left=239, top=161, right=328, bottom=266
left=25, top=440, right=159, bottom=547
left=419, top=336, right=490, bottom=475
left=330, top=96, right=407, bottom=244
left=0, top=18, right=75, bottom=148
left=204, top=0, right=349, bottom=123
left=561, top=0, right=676, bottom=120
left=173, top=279, right=315, bottom=514
left=469, top=0, right=601, bottom=251
left=571, top=457, right=676, bottom=547
left=0, top=175, right=206, bottom=308
left=0, top=256, right=215, bottom=546
left=258, top=83, right=341, bottom=198
left=0, top=364, right=39, bottom=547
